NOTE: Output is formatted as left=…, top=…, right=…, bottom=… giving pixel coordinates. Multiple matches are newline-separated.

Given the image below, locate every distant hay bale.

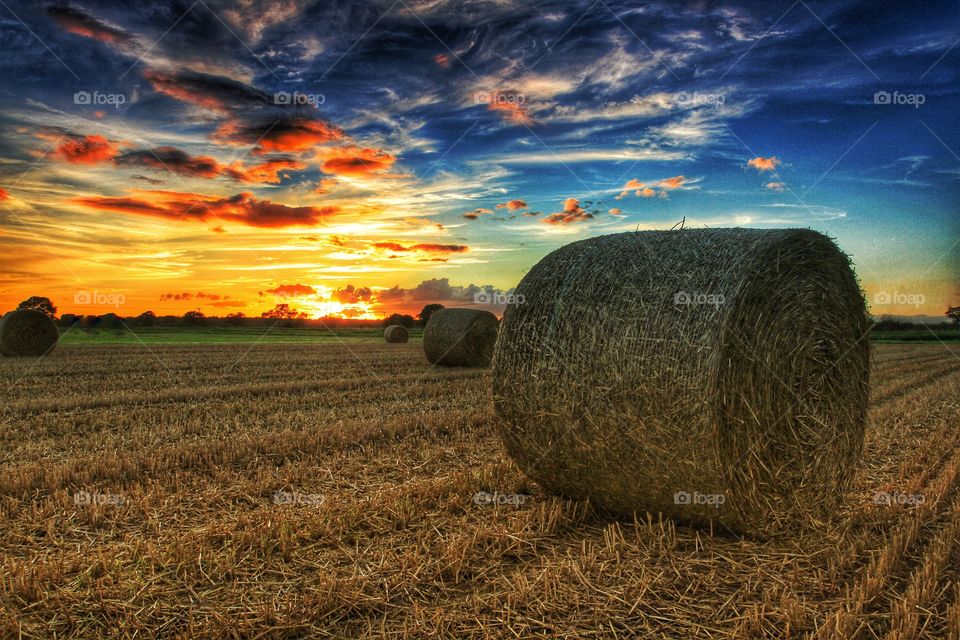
left=384, top=325, right=409, bottom=343
left=423, top=308, right=499, bottom=367
left=492, top=229, right=870, bottom=536
left=0, top=309, right=59, bottom=357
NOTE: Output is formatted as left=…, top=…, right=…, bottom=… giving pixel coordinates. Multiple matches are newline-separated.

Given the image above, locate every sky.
left=0, top=0, right=957, bottom=320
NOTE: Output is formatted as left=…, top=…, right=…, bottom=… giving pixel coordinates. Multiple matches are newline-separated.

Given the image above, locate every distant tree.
left=59, top=313, right=80, bottom=328
left=872, top=315, right=913, bottom=332
left=224, top=312, right=247, bottom=327
left=18, top=296, right=56, bottom=318
left=417, top=303, right=444, bottom=326
left=948, top=306, right=960, bottom=326
left=261, top=304, right=306, bottom=320
left=384, top=313, right=416, bottom=328
left=97, top=313, right=124, bottom=331
left=183, top=310, right=206, bottom=327
left=135, top=310, right=157, bottom=327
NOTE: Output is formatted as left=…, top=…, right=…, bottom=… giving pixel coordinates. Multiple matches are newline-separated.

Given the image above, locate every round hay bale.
left=0, top=309, right=60, bottom=357
left=492, top=229, right=870, bottom=536
left=384, top=324, right=409, bottom=343
left=424, top=308, right=499, bottom=367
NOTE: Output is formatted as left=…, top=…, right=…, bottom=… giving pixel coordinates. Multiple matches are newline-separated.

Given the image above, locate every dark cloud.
left=116, top=146, right=221, bottom=178
left=73, top=190, right=338, bottom=228
left=144, top=68, right=271, bottom=114
left=47, top=5, right=136, bottom=47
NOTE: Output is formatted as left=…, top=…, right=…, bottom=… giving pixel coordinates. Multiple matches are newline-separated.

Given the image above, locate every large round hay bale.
left=0, top=309, right=60, bottom=357
left=384, top=324, right=409, bottom=343
left=493, top=229, right=870, bottom=535
left=423, top=308, right=499, bottom=367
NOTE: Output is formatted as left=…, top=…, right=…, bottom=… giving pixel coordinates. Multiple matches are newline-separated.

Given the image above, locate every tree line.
left=9, top=297, right=447, bottom=330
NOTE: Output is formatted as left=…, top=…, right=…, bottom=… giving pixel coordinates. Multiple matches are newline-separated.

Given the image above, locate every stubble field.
left=1, top=341, right=958, bottom=638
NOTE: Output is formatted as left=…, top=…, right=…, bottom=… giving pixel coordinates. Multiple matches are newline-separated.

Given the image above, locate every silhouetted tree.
left=384, top=313, right=415, bottom=328
left=261, top=304, right=306, bottom=320
left=59, top=313, right=80, bottom=328
left=18, top=296, right=56, bottom=318
left=947, top=306, right=960, bottom=325
left=417, top=303, right=444, bottom=326
left=97, top=313, right=124, bottom=331
left=183, top=310, right=206, bottom=327
left=224, top=312, right=247, bottom=326
left=135, top=310, right=157, bottom=327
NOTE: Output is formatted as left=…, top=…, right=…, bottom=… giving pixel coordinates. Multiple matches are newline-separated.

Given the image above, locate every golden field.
left=1, top=342, right=958, bottom=638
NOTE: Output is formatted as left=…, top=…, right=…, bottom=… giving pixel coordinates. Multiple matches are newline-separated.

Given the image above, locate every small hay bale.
left=384, top=324, right=409, bottom=343
left=423, top=308, right=499, bottom=367
left=0, top=309, right=60, bottom=357
left=492, top=228, right=870, bottom=536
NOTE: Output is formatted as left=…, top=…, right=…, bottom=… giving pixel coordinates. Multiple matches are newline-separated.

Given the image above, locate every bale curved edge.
left=0, top=309, right=60, bottom=357
left=491, top=228, right=870, bottom=536
left=423, top=308, right=499, bottom=367
left=384, top=325, right=410, bottom=343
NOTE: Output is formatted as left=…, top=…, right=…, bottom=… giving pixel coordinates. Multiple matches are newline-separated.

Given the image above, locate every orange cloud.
left=265, top=284, right=317, bottom=298
left=617, top=176, right=688, bottom=199
left=53, top=134, right=119, bottom=164
left=544, top=198, right=593, bottom=225
left=609, top=208, right=622, bottom=215
left=748, top=156, right=781, bottom=171
left=315, top=177, right=339, bottom=194
left=161, top=291, right=232, bottom=302
left=317, top=146, right=396, bottom=177
left=113, top=146, right=304, bottom=184
left=617, top=179, right=645, bottom=199
left=0, top=188, right=8, bottom=202
left=332, top=284, right=373, bottom=303
left=764, top=181, right=786, bottom=192
left=225, top=158, right=306, bottom=184
left=496, top=199, right=527, bottom=210
left=488, top=96, right=532, bottom=125
left=434, top=53, right=450, bottom=67
left=73, top=190, right=338, bottom=228
left=658, top=175, right=687, bottom=189
left=373, top=242, right=468, bottom=254
left=463, top=208, right=493, bottom=220
left=215, top=117, right=343, bottom=153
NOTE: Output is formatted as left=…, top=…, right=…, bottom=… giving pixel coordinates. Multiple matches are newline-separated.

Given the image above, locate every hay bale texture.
left=384, top=325, right=409, bottom=343
left=492, top=229, right=870, bottom=535
left=0, top=309, right=59, bottom=357
left=423, top=308, right=499, bottom=367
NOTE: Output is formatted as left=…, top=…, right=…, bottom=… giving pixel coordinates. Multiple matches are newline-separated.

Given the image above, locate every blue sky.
left=0, top=0, right=956, bottom=318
